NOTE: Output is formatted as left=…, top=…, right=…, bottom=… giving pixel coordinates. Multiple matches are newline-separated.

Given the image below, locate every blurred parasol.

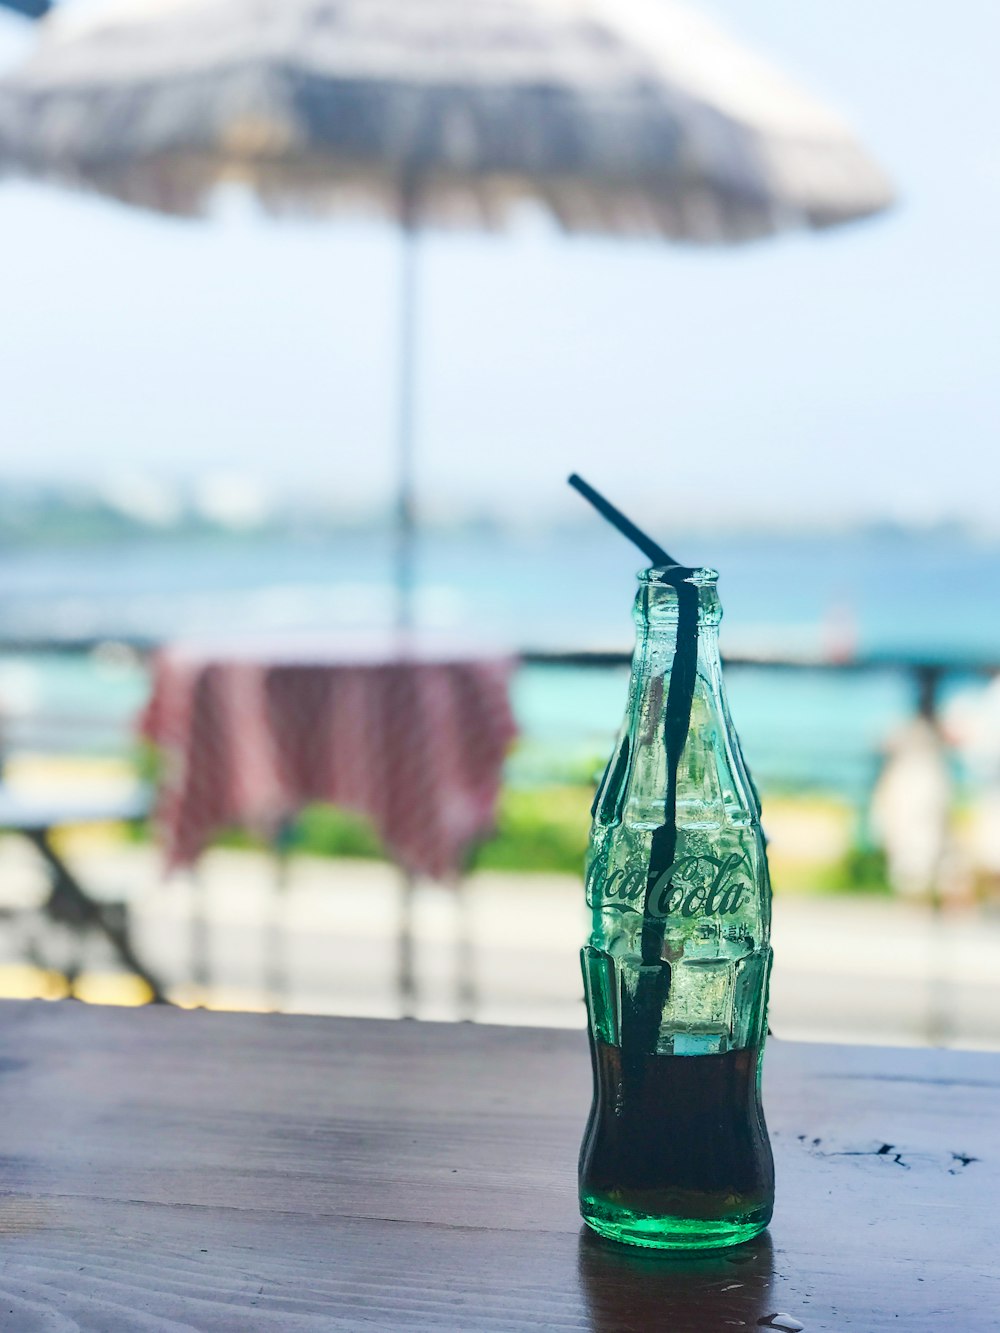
left=0, top=0, right=893, bottom=623
left=0, top=1, right=50, bottom=18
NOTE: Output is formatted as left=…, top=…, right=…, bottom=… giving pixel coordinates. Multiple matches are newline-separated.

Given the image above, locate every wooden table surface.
left=0, top=1001, right=996, bottom=1332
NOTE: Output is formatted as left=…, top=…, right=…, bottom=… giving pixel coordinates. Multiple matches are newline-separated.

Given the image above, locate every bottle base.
left=580, top=1195, right=771, bottom=1252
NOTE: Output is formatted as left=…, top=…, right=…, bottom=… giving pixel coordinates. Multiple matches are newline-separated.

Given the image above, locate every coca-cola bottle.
left=579, top=564, right=774, bottom=1250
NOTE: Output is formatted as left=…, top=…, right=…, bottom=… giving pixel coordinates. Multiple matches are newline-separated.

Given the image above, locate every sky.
left=0, top=0, right=997, bottom=530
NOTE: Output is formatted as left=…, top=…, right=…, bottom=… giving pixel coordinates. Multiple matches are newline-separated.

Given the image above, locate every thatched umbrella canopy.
left=0, top=0, right=891, bottom=233
left=0, top=0, right=892, bottom=620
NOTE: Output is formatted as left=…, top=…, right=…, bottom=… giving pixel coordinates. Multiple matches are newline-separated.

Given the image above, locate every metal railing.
left=1, top=635, right=993, bottom=757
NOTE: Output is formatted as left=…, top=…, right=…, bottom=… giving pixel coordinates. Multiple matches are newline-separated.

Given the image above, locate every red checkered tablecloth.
left=140, top=636, right=517, bottom=880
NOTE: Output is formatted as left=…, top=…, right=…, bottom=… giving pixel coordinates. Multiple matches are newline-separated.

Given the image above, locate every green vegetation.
left=209, top=785, right=593, bottom=875
left=470, top=786, right=591, bottom=874
left=292, top=803, right=386, bottom=860
left=177, top=785, right=589, bottom=872
left=825, top=844, right=892, bottom=896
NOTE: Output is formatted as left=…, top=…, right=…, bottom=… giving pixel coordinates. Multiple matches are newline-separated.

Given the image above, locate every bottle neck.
left=623, top=567, right=759, bottom=822
left=631, top=570, right=722, bottom=677
left=591, top=566, right=760, bottom=832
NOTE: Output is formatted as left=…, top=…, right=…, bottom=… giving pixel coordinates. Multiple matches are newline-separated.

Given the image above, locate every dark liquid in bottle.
left=579, top=1039, right=774, bottom=1246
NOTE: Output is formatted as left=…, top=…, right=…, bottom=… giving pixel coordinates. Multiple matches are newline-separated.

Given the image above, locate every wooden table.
left=0, top=1002, right=995, bottom=1331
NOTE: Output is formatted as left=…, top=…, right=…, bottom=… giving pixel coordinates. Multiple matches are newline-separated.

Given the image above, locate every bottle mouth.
left=638, top=565, right=719, bottom=589
left=634, top=565, right=722, bottom=628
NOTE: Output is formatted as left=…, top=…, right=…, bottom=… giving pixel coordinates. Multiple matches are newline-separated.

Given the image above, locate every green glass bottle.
left=579, top=565, right=774, bottom=1251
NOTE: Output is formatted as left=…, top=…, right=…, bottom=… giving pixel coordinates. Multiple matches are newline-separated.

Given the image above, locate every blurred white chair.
left=871, top=715, right=953, bottom=900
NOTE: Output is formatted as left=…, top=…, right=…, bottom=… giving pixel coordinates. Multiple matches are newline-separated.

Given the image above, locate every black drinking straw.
left=568, top=474, right=678, bottom=568
left=569, top=475, right=700, bottom=1054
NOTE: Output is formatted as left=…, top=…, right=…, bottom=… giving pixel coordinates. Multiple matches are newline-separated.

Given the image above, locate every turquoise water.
left=2, top=526, right=1000, bottom=657
left=0, top=527, right=997, bottom=798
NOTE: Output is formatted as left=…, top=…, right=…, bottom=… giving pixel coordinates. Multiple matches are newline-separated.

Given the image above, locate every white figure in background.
left=943, top=675, right=1000, bottom=896
left=871, top=685, right=953, bottom=900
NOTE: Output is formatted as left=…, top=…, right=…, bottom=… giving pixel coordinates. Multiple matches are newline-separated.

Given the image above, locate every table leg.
left=26, top=828, right=167, bottom=1004
left=925, top=892, right=953, bottom=1046
left=454, top=877, right=476, bottom=1022
left=189, top=866, right=211, bottom=1007
left=266, top=835, right=293, bottom=1012
left=398, top=870, right=417, bottom=1018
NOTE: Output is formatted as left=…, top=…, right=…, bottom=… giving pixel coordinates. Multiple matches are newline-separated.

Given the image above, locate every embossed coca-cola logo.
left=599, top=850, right=752, bottom=918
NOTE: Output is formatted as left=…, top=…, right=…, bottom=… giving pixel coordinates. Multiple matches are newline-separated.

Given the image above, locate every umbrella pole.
left=394, top=203, right=419, bottom=632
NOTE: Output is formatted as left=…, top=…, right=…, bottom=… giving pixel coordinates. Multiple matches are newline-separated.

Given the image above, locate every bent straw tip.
left=566, top=472, right=676, bottom=568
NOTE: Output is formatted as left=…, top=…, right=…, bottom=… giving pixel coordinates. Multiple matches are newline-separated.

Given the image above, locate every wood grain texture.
left=0, top=1001, right=995, bottom=1331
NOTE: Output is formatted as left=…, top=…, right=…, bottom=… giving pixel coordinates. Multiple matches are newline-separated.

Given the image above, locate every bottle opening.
left=638, top=566, right=719, bottom=589
left=634, top=567, right=721, bottom=628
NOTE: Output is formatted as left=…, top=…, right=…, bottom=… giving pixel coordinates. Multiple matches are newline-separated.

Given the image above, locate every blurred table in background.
left=0, top=1001, right=994, bottom=1330
left=141, top=636, right=516, bottom=1007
